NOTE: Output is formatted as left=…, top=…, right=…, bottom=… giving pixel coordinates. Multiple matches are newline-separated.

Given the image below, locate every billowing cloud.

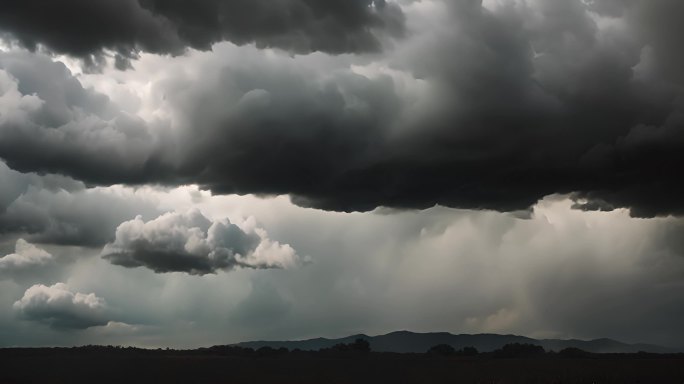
left=0, top=0, right=405, bottom=69
left=0, top=51, right=157, bottom=185
left=13, top=283, right=109, bottom=329
left=0, top=0, right=682, bottom=220
left=101, top=210, right=300, bottom=275
left=0, top=239, right=55, bottom=275
left=0, top=1, right=682, bottom=217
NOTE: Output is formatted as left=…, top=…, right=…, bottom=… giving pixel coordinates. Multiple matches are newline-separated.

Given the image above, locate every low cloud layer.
left=0, top=0, right=404, bottom=69
left=0, top=193, right=682, bottom=347
left=13, top=283, right=109, bottom=329
left=101, top=210, right=299, bottom=275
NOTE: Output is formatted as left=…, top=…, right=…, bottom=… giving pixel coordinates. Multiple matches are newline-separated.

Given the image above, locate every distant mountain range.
left=234, top=331, right=676, bottom=354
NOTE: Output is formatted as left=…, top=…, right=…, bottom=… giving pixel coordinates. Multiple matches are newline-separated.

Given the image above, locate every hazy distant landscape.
left=235, top=330, right=678, bottom=354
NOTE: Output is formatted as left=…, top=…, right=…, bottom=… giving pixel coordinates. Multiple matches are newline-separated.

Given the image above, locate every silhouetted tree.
left=257, top=346, right=284, bottom=357
left=351, top=338, right=371, bottom=352
left=461, top=346, right=479, bottom=356
left=427, top=345, right=478, bottom=357
left=558, top=347, right=591, bottom=358
left=427, top=344, right=456, bottom=356
left=322, top=338, right=371, bottom=354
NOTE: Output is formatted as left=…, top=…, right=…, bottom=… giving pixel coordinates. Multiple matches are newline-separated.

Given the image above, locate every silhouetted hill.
left=538, top=337, right=673, bottom=354
left=234, top=331, right=674, bottom=354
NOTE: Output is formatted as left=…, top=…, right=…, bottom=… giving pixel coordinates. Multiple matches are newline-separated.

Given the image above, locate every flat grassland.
left=1, top=348, right=683, bottom=383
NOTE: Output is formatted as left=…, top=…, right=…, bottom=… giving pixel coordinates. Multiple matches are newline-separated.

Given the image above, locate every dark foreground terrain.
left=1, top=345, right=683, bottom=384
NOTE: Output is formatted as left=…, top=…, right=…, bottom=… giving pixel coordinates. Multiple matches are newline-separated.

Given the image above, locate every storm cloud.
left=101, top=210, right=300, bottom=275
left=2, top=0, right=684, bottom=350
left=0, top=52, right=156, bottom=185
left=13, top=283, right=109, bottom=329
left=0, top=0, right=405, bottom=69
left=0, top=0, right=683, bottom=217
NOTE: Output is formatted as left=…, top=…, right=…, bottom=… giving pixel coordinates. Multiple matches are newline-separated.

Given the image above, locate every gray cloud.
left=0, top=239, right=55, bottom=277
left=630, top=0, right=684, bottom=85
left=0, top=0, right=405, bottom=69
left=0, top=52, right=157, bottom=185
left=101, top=210, right=300, bottom=275
left=151, top=0, right=684, bottom=217
left=0, top=185, right=161, bottom=247
left=0, top=159, right=82, bottom=214
left=0, top=160, right=161, bottom=247
left=13, top=282, right=109, bottom=329
left=1, top=0, right=684, bottom=218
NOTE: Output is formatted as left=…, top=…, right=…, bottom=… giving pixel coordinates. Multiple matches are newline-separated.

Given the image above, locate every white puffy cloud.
left=0, top=239, right=54, bottom=273
left=13, top=283, right=109, bottom=329
left=0, top=239, right=62, bottom=283
left=101, top=210, right=299, bottom=275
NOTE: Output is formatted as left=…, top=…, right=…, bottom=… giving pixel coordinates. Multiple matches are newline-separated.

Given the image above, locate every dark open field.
left=1, top=348, right=683, bottom=384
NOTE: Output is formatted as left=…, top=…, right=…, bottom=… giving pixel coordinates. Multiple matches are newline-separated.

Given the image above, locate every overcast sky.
left=1, top=0, right=684, bottom=349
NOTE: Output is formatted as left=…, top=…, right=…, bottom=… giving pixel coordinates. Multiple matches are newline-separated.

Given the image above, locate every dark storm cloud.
left=1, top=0, right=684, bottom=217
left=101, top=210, right=299, bottom=275
left=0, top=0, right=404, bottom=67
left=159, top=0, right=684, bottom=217
left=13, top=283, right=110, bottom=330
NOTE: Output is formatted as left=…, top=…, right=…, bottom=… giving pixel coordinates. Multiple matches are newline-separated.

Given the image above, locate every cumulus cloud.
left=0, top=0, right=405, bottom=68
left=101, top=210, right=300, bottom=275
left=0, top=52, right=156, bottom=184
left=13, top=283, right=109, bottom=329
left=1, top=0, right=684, bottom=218
left=0, top=239, right=55, bottom=275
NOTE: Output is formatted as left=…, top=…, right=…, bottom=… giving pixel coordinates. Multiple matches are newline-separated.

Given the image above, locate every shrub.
left=427, top=344, right=456, bottom=356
